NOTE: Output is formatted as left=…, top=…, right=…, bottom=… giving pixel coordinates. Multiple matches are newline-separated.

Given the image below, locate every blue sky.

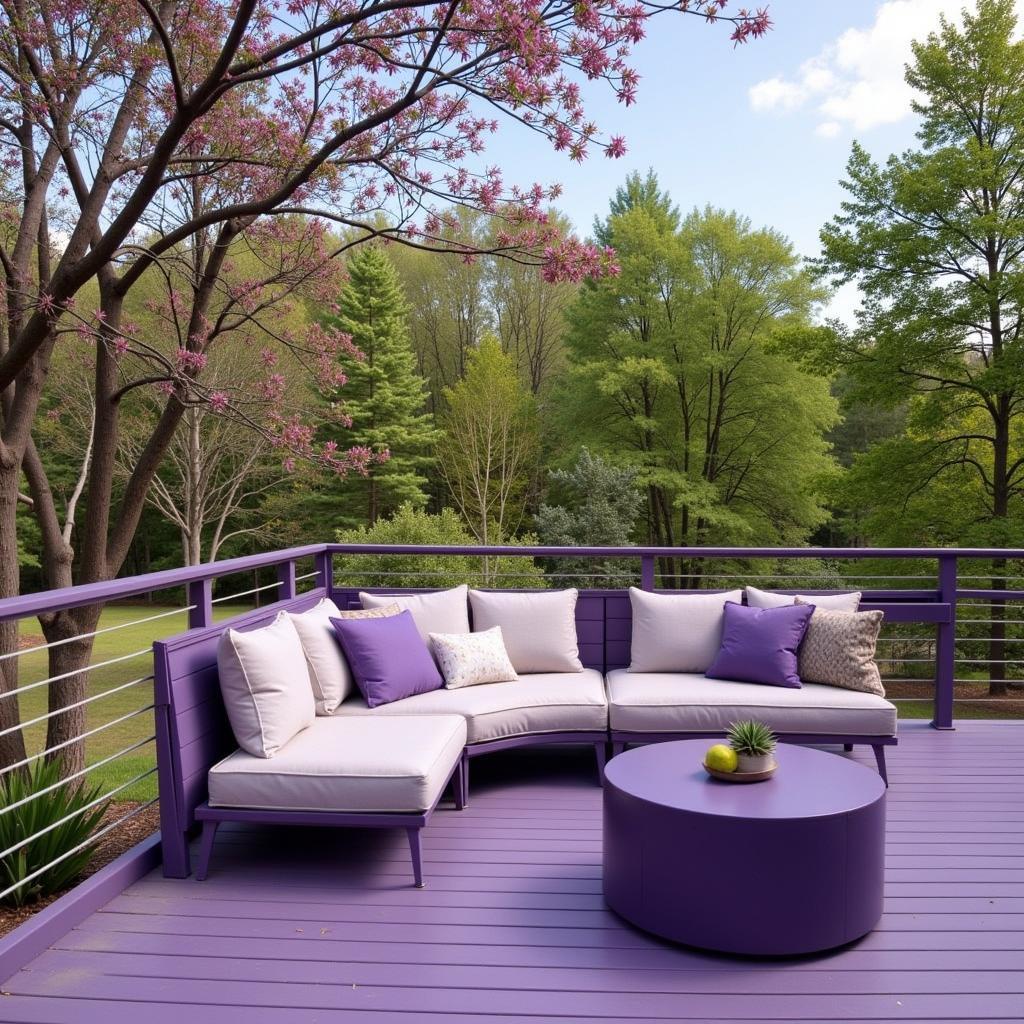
left=486, top=0, right=992, bottom=320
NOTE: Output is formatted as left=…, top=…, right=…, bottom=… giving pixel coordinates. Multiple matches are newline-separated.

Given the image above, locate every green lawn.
left=14, top=604, right=248, bottom=802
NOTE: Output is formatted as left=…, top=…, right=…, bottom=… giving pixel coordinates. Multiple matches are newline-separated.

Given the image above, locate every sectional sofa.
left=168, top=584, right=898, bottom=887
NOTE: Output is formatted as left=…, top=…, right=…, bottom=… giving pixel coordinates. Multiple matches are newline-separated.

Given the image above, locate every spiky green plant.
left=0, top=759, right=110, bottom=907
left=727, top=720, right=777, bottom=757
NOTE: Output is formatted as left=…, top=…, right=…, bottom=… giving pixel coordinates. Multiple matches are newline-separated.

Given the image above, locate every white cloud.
left=748, top=0, right=1020, bottom=137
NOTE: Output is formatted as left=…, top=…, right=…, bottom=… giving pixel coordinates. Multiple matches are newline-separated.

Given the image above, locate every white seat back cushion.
left=627, top=588, right=742, bottom=673
left=360, top=584, right=470, bottom=641
left=469, top=589, right=582, bottom=673
left=216, top=612, right=315, bottom=758
left=745, top=585, right=862, bottom=611
left=288, top=598, right=400, bottom=714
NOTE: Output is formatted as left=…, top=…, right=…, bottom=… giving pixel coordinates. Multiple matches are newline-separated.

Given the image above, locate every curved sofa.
left=154, top=585, right=899, bottom=890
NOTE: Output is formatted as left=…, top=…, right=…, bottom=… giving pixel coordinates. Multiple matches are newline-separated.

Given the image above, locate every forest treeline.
left=22, top=1, right=1024, bottom=625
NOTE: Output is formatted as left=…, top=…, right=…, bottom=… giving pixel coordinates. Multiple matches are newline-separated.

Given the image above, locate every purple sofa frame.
left=154, top=589, right=471, bottom=887
left=150, top=544, right=965, bottom=888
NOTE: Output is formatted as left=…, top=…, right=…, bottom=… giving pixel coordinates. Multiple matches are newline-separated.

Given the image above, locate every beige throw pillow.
left=360, top=585, right=470, bottom=642
left=216, top=612, right=315, bottom=758
left=794, top=599, right=885, bottom=696
left=468, top=589, right=583, bottom=674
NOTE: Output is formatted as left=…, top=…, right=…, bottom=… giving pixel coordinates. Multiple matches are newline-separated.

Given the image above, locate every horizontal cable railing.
left=0, top=548, right=325, bottom=903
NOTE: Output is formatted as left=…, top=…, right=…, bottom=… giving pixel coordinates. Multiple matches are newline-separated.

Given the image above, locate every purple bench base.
left=193, top=752, right=467, bottom=887
left=610, top=732, right=897, bottom=785
left=466, top=732, right=609, bottom=791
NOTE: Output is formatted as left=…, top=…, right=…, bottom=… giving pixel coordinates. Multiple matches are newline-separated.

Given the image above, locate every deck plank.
left=3, top=720, right=1024, bottom=1022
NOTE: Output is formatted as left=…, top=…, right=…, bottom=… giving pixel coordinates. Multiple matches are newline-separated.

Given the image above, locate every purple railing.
left=1, top=541, right=1024, bottom=904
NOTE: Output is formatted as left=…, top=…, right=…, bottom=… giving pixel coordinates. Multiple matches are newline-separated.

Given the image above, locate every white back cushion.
left=469, top=589, right=583, bottom=674
left=289, top=598, right=400, bottom=714
left=360, top=584, right=470, bottom=641
left=216, top=612, right=315, bottom=758
left=745, top=585, right=861, bottom=611
left=628, top=587, right=743, bottom=673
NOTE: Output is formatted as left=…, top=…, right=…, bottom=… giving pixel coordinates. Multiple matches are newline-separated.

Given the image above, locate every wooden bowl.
left=703, top=759, right=777, bottom=783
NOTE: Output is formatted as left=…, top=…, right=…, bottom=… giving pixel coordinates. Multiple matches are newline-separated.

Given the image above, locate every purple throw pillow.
left=705, top=601, right=815, bottom=689
left=329, top=610, right=443, bottom=708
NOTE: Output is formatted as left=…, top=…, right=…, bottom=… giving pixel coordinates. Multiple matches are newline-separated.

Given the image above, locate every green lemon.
left=705, top=744, right=738, bottom=773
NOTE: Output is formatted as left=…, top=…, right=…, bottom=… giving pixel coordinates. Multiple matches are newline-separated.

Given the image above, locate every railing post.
left=316, top=549, right=334, bottom=599
left=277, top=560, right=296, bottom=601
left=933, top=554, right=957, bottom=731
left=187, top=579, right=213, bottom=630
left=640, top=555, right=656, bottom=591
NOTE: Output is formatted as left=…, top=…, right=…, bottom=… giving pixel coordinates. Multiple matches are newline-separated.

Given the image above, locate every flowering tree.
left=0, top=0, right=768, bottom=772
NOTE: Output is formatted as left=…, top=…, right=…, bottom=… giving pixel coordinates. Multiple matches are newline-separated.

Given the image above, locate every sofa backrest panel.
left=153, top=590, right=326, bottom=847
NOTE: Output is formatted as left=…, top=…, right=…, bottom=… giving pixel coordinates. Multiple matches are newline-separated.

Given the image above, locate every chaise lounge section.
left=198, top=715, right=467, bottom=886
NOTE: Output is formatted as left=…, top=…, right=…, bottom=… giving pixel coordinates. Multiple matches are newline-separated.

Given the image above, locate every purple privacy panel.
left=153, top=589, right=326, bottom=878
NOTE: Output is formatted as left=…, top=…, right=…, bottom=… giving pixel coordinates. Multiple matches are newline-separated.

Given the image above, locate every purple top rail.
left=0, top=543, right=1020, bottom=625
left=2, top=541, right=1022, bottom=733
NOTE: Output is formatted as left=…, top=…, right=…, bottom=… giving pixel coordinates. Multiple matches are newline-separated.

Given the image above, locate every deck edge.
left=0, top=832, right=162, bottom=984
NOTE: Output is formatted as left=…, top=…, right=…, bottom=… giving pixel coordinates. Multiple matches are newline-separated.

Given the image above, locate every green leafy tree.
left=561, top=174, right=838, bottom=584
left=334, top=503, right=545, bottom=589
left=321, top=246, right=440, bottom=528
left=437, top=335, right=539, bottom=550
left=536, top=448, right=642, bottom=585
left=814, top=0, right=1024, bottom=693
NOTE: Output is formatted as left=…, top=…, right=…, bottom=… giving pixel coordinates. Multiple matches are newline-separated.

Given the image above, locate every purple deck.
left=0, top=720, right=1021, bottom=1022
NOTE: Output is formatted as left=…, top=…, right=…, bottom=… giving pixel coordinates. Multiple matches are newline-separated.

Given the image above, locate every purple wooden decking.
left=1, top=720, right=1023, bottom=1023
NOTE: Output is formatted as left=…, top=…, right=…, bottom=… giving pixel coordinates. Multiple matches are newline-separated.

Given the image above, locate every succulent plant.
left=727, top=719, right=777, bottom=757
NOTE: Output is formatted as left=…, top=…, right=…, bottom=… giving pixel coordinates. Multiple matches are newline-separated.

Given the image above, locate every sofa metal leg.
left=595, top=741, right=608, bottom=783
left=611, top=741, right=626, bottom=758
left=844, top=743, right=853, bottom=752
left=453, top=754, right=467, bottom=810
left=407, top=827, right=425, bottom=888
left=872, top=745, right=889, bottom=787
left=195, top=820, right=219, bottom=881
left=461, top=753, right=470, bottom=807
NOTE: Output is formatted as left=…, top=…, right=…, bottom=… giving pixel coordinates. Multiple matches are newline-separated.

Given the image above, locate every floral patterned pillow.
left=428, top=627, right=518, bottom=689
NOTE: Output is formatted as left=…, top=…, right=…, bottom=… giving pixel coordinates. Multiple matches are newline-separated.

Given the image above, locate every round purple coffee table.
left=603, top=740, right=886, bottom=956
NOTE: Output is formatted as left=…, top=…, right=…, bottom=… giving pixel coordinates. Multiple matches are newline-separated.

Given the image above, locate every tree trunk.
left=0, top=463, right=28, bottom=769
left=38, top=605, right=102, bottom=777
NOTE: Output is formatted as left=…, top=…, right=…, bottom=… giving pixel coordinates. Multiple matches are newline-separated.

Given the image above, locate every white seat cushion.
left=208, top=715, right=466, bottom=814
left=606, top=669, right=897, bottom=738
left=333, top=669, right=608, bottom=744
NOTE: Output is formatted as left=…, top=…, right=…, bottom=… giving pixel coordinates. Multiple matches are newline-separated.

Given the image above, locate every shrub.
left=335, top=503, right=546, bottom=589
left=0, top=759, right=110, bottom=907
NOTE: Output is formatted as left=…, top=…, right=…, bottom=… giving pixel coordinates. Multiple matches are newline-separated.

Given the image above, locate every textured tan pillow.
left=794, top=599, right=885, bottom=696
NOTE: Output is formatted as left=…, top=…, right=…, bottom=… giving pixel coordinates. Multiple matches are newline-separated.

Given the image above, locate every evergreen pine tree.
left=321, top=245, right=439, bottom=528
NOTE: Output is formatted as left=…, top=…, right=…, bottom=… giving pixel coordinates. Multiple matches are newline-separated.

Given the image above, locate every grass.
left=13, top=603, right=249, bottom=802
